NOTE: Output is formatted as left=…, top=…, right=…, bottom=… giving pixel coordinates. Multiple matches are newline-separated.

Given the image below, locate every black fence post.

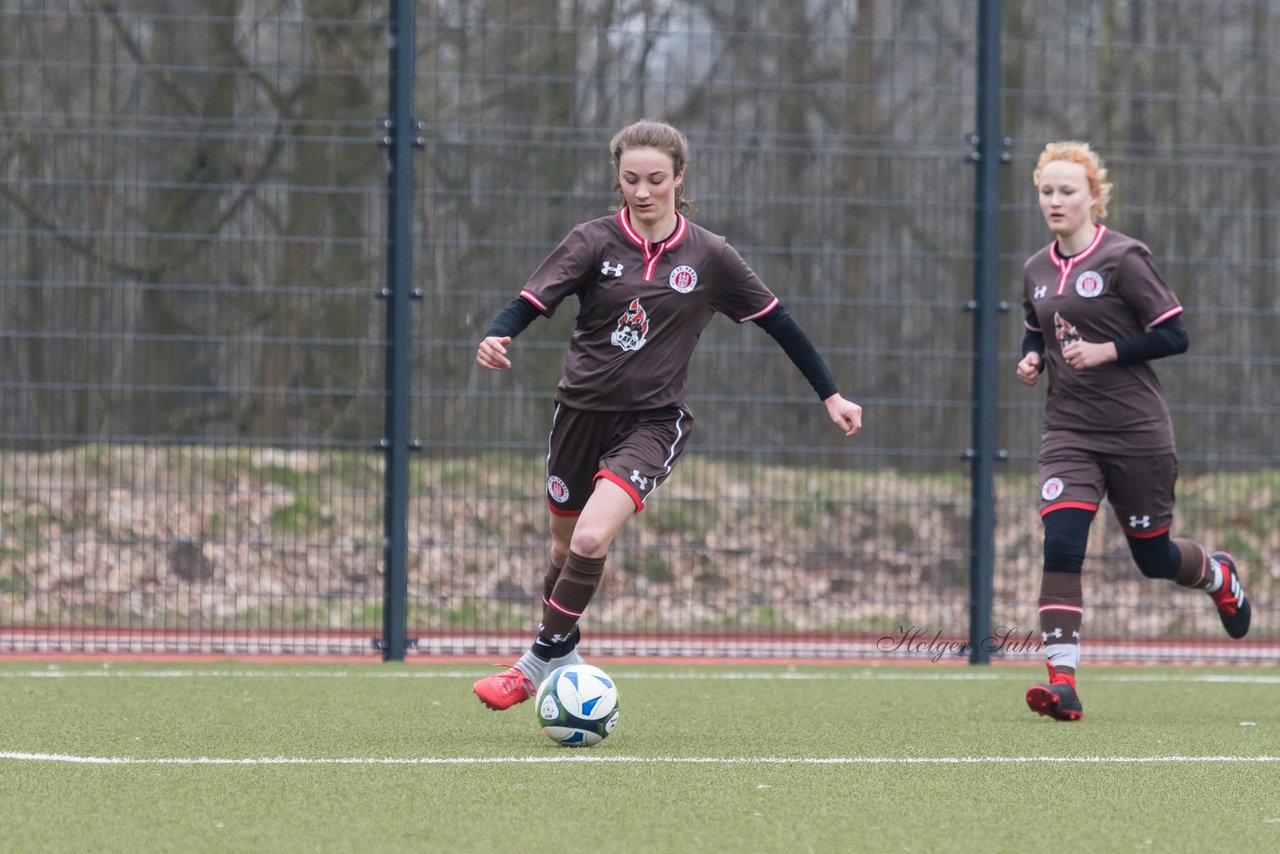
left=380, top=0, right=419, bottom=662
left=968, top=0, right=1008, bottom=664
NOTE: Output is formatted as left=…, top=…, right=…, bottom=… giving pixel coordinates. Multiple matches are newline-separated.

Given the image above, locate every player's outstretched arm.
left=476, top=335, right=513, bottom=371
left=478, top=296, right=543, bottom=371
left=823, top=393, right=862, bottom=437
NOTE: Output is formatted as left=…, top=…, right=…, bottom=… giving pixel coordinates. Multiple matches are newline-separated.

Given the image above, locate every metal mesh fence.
left=1, top=1, right=390, bottom=653
left=1, top=0, right=1276, bottom=662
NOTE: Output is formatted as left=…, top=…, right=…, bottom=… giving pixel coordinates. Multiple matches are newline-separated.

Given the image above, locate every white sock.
left=1205, top=558, right=1224, bottom=594
left=515, top=649, right=551, bottom=686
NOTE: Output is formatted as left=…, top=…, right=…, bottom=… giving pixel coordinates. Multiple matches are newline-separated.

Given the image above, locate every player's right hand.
left=476, top=335, right=513, bottom=371
left=1016, top=352, right=1041, bottom=386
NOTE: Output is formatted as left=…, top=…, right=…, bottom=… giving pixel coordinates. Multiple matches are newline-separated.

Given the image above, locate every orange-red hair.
left=1033, top=141, right=1112, bottom=220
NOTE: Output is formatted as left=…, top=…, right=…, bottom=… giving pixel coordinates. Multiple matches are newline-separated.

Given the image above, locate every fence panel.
left=994, top=0, right=1279, bottom=662
left=414, top=1, right=982, bottom=661
left=2, top=0, right=1276, bottom=662
left=1, top=1, right=391, bottom=654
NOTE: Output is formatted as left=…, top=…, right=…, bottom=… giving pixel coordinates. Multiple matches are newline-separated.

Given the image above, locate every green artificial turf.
left=1, top=662, right=1277, bottom=852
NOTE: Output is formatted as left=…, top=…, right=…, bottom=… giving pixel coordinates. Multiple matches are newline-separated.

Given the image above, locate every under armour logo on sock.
left=1042, top=628, right=1064, bottom=641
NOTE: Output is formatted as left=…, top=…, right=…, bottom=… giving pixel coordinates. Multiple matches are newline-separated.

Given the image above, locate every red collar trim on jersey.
left=617, top=209, right=688, bottom=281
left=1049, top=224, right=1108, bottom=295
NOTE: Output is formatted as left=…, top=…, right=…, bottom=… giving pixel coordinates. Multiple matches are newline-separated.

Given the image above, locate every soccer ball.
left=535, top=664, right=620, bottom=747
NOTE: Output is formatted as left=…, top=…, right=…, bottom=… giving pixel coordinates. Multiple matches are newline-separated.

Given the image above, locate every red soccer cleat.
left=1209, top=552, right=1251, bottom=639
left=473, top=665, right=537, bottom=711
left=1026, top=664, right=1083, bottom=721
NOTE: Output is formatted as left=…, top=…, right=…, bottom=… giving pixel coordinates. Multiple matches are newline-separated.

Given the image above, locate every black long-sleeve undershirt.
left=1021, top=314, right=1188, bottom=367
left=485, top=296, right=542, bottom=338
left=753, top=305, right=839, bottom=400
left=1113, top=315, right=1188, bottom=362
left=484, top=297, right=839, bottom=401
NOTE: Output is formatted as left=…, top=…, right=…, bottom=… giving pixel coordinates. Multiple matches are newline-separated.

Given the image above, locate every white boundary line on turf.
left=2, top=751, right=1279, bottom=766
left=1, top=669, right=1278, bottom=684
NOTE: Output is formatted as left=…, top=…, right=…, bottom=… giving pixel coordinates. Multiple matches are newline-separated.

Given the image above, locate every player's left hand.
left=1061, top=340, right=1117, bottom=370
left=823, top=394, right=862, bottom=437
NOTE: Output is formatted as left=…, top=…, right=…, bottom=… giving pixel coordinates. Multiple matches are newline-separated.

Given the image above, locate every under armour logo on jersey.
left=601, top=261, right=624, bottom=277
left=1128, top=515, right=1151, bottom=529
left=629, top=470, right=649, bottom=491
left=1033, top=285, right=1048, bottom=300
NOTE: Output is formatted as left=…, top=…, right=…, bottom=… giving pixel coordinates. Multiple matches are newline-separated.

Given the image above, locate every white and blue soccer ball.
left=535, top=664, right=620, bottom=747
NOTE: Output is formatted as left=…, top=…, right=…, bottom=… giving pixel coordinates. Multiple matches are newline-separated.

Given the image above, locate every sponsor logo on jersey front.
left=1053, top=312, right=1081, bottom=346
left=601, top=261, right=624, bottom=278
left=668, top=264, right=698, bottom=293
left=1075, top=270, right=1104, bottom=298
left=547, top=476, right=570, bottom=503
left=1033, top=285, right=1048, bottom=300
left=1041, top=477, right=1064, bottom=501
left=610, top=298, right=650, bottom=352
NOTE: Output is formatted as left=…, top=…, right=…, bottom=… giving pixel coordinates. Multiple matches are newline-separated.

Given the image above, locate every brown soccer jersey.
left=1022, top=226, right=1183, bottom=455
left=517, top=209, right=779, bottom=411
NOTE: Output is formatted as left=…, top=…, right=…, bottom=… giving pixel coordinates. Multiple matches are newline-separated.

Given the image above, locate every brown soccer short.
left=544, top=402, right=693, bottom=515
left=1036, top=446, right=1177, bottom=537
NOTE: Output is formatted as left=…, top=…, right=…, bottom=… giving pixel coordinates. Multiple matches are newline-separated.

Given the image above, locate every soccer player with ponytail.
left=472, top=120, right=862, bottom=710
